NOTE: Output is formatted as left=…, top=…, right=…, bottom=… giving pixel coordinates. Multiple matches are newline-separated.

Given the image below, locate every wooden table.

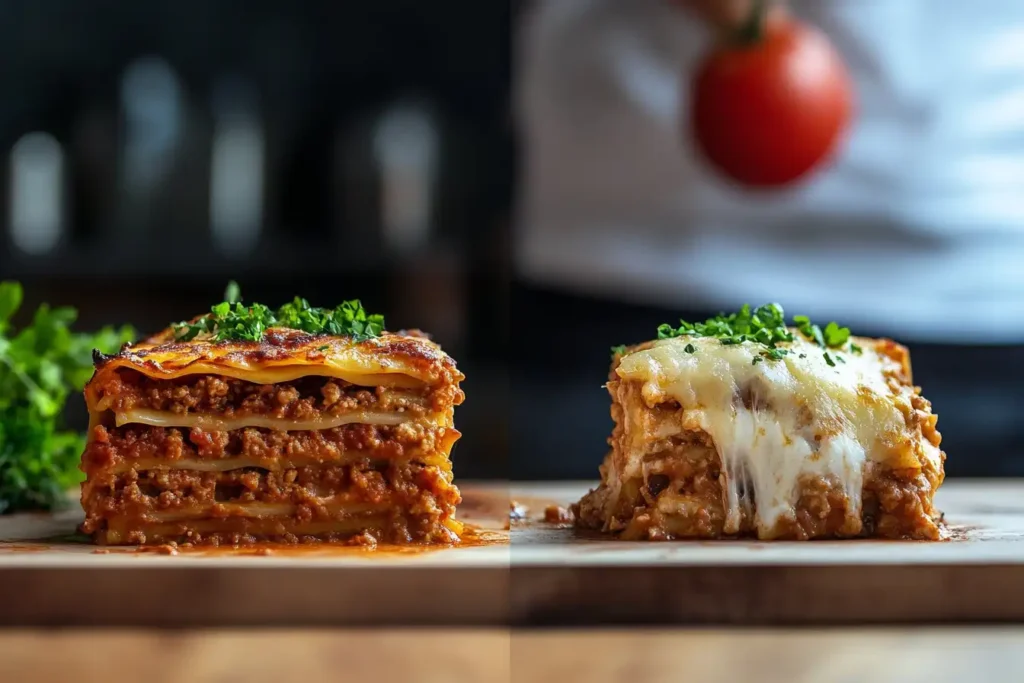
left=509, top=480, right=1024, bottom=625
left=5, top=480, right=1024, bottom=626
left=2, top=628, right=1023, bottom=683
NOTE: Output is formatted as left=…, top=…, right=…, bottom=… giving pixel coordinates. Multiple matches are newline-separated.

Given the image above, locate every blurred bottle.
left=209, top=76, right=265, bottom=260
left=114, top=56, right=209, bottom=261
left=8, top=132, right=66, bottom=257
left=335, top=98, right=440, bottom=256
left=372, top=98, right=440, bottom=255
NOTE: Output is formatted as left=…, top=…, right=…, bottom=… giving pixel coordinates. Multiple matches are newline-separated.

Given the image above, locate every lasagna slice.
left=80, top=304, right=464, bottom=546
left=576, top=307, right=945, bottom=541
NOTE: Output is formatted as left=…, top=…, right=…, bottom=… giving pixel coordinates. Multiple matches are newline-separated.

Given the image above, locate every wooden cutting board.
left=509, top=480, right=1024, bottom=625
left=0, top=482, right=511, bottom=628
left=4, top=480, right=1024, bottom=626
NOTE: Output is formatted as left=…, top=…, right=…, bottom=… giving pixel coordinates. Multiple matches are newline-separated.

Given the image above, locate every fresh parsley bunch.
left=172, top=282, right=385, bottom=343
left=0, top=282, right=134, bottom=513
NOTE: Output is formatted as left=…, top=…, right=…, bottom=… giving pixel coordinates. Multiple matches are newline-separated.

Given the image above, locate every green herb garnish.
left=610, top=344, right=627, bottom=359
left=0, top=281, right=134, bottom=514
left=656, top=304, right=794, bottom=358
left=794, top=315, right=826, bottom=348
left=659, top=304, right=793, bottom=346
left=172, top=284, right=384, bottom=343
left=823, top=321, right=851, bottom=347
left=635, top=303, right=859, bottom=364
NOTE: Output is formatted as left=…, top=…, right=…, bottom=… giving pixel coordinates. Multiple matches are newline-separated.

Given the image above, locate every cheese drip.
left=616, top=335, right=933, bottom=534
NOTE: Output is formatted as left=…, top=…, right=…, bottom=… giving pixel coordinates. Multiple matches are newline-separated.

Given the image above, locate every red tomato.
left=689, top=11, right=854, bottom=188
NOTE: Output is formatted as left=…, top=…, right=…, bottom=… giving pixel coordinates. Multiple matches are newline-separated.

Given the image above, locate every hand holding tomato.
left=686, top=0, right=854, bottom=188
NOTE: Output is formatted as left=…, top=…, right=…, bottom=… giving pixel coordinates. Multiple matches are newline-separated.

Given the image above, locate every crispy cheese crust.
left=575, top=335, right=946, bottom=541
left=80, top=326, right=464, bottom=546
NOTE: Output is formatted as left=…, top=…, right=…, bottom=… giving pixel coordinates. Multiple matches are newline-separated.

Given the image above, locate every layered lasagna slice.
left=577, top=307, right=945, bottom=541
left=80, top=315, right=464, bottom=546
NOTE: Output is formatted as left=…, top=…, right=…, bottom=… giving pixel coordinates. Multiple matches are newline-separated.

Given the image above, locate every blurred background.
left=0, top=0, right=512, bottom=479
left=4, top=0, right=1024, bottom=484
left=512, top=0, right=1024, bottom=480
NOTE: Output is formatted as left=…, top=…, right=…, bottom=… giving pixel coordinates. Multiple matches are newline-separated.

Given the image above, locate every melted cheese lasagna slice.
left=576, top=334, right=945, bottom=540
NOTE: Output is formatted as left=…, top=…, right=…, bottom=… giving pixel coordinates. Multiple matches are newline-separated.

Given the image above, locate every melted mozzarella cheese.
left=615, top=335, right=925, bottom=534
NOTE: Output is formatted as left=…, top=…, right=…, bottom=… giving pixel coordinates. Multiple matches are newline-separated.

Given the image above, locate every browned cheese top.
left=86, top=326, right=465, bottom=407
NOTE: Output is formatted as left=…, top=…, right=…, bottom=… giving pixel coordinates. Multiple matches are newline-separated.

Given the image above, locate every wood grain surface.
left=5, top=480, right=1024, bottom=626
left=0, top=630, right=510, bottom=683
left=510, top=628, right=1024, bottom=683
left=0, top=482, right=511, bottom=627
left=2, top=628, right=1024, bottom=683
left=507, top=480, right=1024, bottom=626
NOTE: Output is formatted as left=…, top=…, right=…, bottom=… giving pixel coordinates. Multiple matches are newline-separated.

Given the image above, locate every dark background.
left=0, top=0, right=512, bottom=480
left=1, top=0, right=1016, bottom=483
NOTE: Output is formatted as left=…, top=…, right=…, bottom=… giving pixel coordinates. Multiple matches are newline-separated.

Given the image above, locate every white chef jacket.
left=515, top=0, right=1024, bottom=342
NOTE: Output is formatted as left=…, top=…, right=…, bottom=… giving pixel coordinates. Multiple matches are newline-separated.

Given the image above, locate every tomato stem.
left=734, top=0, right=769, bottom=46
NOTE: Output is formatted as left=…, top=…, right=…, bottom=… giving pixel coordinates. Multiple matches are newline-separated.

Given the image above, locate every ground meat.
left=82, top=460, right=460, bottom=546
left=347, top=531, right=379, bottom=548
left=81, top=422, right=453, bottom=472
left=83, top=459, right=458, bottom=518
left=80, top=423, right=461, bottom=546
left=91, top=370, right=463, bottom=422
left=543, top=504, right=574, bottom=525
left=578, top=448, right=943, bottom=541
left=101, top=510, right=460, bottom=546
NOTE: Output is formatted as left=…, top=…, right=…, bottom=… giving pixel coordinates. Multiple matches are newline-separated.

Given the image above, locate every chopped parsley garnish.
left=793, top=315, right=824, bottom=347
left=0, top=281, right=135, bottom=513
left=657, top=303, right=793, bottom=359
left=658, top=303, right=793, bottom=349
left=640, top=303, right=859, bottom=365
left=173, top=283, right=384, bottom=343
left=610, top=344, right=627, bottom=359
left=823, top=321, right=851, bottom=347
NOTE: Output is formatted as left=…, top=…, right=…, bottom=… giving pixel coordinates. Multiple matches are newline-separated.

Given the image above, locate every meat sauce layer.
left=90, top=370, right=463, bottom=422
